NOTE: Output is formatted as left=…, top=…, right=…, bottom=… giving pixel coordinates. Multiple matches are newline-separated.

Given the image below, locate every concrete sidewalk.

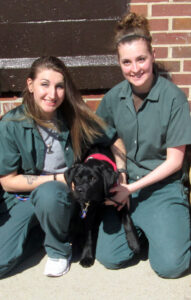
left=0, top=249, right=191, bottom=300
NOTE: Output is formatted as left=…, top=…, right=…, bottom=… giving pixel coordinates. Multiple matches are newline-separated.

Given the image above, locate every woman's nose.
left=48, top=87, right=56, bottom=99
left=131, top=62, right=139, bottom=73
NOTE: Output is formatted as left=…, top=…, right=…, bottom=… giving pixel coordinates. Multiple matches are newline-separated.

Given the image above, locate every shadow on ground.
left=4, top=248, right=45, bottom=278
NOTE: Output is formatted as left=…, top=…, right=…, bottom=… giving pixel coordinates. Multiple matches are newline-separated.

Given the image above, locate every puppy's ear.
left=101, top=165, right=119, bottom=195
left=64, top=165, right=77, bottom=188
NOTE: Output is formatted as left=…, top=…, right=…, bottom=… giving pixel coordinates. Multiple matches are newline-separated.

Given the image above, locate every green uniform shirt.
left=0, top=104, right=116, bottom=212
left=97, top=75, right=191, bottom=181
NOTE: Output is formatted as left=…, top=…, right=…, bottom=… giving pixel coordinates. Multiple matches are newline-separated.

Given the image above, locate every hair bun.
left=115, top=12, right=152, bottom=47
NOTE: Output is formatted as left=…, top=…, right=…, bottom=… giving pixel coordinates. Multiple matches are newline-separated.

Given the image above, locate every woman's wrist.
left=127, top=179, right=144, bottom=194
left=117, top=168, right=127, bottom=174
left=117, top=169, right=128, bottom=184
left=54, top=173, right=66, bottom=184
left=118, top=172, right=127, bottom=184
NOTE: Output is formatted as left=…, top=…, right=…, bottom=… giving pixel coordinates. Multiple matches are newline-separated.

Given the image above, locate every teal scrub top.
left=0, top=104, right=116, bottom=212
left=97, top=74, right=191, bottom=181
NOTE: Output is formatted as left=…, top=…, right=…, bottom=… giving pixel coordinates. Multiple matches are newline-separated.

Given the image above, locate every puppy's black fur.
left=65, top=147, right=140, bottom=268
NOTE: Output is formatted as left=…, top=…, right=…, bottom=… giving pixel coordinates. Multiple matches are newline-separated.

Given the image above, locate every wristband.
left=117, top=168, right=127, bottom=173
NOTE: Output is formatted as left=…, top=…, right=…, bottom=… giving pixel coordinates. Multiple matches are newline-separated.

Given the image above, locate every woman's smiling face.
left=118, top=38, right=155, bottom=94
left=27, top=68, right=65, bottom=120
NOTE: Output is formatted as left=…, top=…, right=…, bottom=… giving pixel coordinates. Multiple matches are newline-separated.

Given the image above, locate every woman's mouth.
left=44, top=99, right=56, bottom=105
left=132, top=71, right=144, bottom=79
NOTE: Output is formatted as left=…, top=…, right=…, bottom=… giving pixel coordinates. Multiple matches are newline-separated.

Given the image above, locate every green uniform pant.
left=30, top=181, right=73, bottom=259
left=0, top=200, right=43, bottom=278
left=96, top=180, right=191, bottom=278
left=1, top=180, right=190, bottom=279
left=0, top=181, right=72, bottom=278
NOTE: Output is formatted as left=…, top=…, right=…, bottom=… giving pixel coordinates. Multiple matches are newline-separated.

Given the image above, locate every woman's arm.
left=0, top=171, right=66, bottom=193
left=111, top=138, right=127, bottom=183
left=110, top=145, right=186, bottom=205
left=105, top=138, right=129, bottom=210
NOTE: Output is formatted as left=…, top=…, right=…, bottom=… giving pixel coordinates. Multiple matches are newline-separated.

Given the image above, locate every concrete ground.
left=0, top=249, right=191, bottom=300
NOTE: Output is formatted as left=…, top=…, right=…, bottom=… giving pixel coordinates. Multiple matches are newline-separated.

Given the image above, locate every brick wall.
left=0, top=95, right=104, bottom=117
left=129, top=0, right=191, bottom=105
left=0, top=0, right=191, bottom=116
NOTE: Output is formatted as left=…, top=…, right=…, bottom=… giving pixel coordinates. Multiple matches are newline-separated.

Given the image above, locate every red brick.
left=2, top=102, right=21, bottom=114
left=152, top=33, right=191, bottom=45
left=173, top=18, right=191, bottom=30
left=180, top=88, right=189, bottom=98
left=86, top=100, right=101, bottom=112
left=130, top=5, right=148, bottom=16
left=131, top=0, right=167, bottom=2
left=152, top=4, right=191, bottom=17
left=171, top=74, right=191, bottom=85
left=154, top=47, right=168, bottom=59
left=174, top=0, right=191, bottom=2
left=172, top=47, right=191, bottom=58
left=0, top=96, right=18, bottom=102
left=149, top=18, right=168, bottom=31
left=157, top=60, right=180, bottom=72
left=184, top=61, right=191, bottom=72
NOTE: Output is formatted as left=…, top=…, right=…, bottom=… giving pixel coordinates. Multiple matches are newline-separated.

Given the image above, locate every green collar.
left=119, top=73, right=162, bottom=103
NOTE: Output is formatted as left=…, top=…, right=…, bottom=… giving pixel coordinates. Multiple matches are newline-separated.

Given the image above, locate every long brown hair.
left=22, top=56, right=106, bottom=160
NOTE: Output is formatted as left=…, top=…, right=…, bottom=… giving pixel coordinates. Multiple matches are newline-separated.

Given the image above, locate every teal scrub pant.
left=0, top=181, right=72, bottom=278
left=96, top=180, right=191, bottom=278
left=30, top=181, right=73, bottom=259
left=0, top=200, right=43, bottom=278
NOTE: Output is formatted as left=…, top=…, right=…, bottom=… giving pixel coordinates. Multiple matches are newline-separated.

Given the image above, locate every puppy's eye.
left=89, top=176, right=96, bottom=183
left=74, top=176, right=80, bottom=183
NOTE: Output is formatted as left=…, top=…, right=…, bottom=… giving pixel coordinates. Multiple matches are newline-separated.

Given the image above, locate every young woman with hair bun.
left=96, top=12, right=191, bottom=278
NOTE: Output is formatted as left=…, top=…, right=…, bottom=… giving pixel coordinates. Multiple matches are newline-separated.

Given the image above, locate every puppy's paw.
left=80, top=257, right=95, bottom=268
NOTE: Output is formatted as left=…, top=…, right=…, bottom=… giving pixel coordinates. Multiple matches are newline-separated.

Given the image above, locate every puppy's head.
left=65, top=159, right=118, bottom=206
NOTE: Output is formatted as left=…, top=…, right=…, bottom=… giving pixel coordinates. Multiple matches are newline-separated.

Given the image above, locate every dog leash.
left=15, top=194, right=30, bottom=201
left=106, top=196, right=121, bottom=206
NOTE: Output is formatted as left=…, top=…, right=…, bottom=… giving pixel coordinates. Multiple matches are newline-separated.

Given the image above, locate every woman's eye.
left=123, top=60, right=130, bottom=65
left=56, top=84, right=64, bottom=90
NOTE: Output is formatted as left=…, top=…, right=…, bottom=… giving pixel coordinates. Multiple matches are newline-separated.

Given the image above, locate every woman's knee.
left=96, top=254, right=124, bottom=269
left=30, top=181, right=71, bottom=212
left=96, top=246, right=133, bottom=269
left=0, top=262, right=15, bottom=278
left=150, top=251, right=190, bottom=278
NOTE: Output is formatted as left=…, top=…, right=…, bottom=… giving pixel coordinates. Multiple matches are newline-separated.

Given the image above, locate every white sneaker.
left=44, top=257, right=70, bottom=277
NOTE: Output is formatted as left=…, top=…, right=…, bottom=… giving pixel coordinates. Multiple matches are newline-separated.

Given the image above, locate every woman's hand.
left=105, top=183, right=130, bottom=211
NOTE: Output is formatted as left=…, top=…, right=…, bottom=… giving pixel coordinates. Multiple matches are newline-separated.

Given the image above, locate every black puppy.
left=65, top=150, right=140, bottom=268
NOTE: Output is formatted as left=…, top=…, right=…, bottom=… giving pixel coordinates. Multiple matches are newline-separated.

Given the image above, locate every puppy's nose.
left=76, top=186, right=83, bottom=193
